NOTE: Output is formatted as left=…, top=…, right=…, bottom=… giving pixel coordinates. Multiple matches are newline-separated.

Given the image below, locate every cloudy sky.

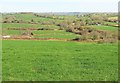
left=0, top=0, right=119, bottom=12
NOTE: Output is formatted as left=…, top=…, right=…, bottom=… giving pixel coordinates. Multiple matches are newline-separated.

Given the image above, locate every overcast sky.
left=0, top=0, right=119, bottom=12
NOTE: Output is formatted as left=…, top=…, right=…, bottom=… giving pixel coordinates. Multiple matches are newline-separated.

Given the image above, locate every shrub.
left=3, top=21, right=8, bottom=23
left=72, top=37, right=80, bottom=41
left=80, top=35, right=87, bottom=41
left=97, top=38, right=117, bottom=44
left=66, top=28, right=72, bottom=32
left=59, top=27, right=64, bottom=30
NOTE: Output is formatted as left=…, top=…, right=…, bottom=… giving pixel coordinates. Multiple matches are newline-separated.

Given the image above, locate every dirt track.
left=2, top=37, right=69, bottom=41
left=7, top=28, right=58, bottom=30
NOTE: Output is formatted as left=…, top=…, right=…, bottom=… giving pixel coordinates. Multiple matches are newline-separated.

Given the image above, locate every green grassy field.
left=2, top=30, right=24, bottom=36
left=2, top=13, right=118, bottom=81
left=2, top=40, right=118, bottom=81
left=2, top=13, right=64, bottom=23
left=2, top=23, right=60, bottom=29
left=33, top=30, right=79, bottom=39
left=2, top=29, right=79, bottom=39
left=90, top=25, right=118, bottom=31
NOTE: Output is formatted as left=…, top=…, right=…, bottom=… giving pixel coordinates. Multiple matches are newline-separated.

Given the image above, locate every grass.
left=2, top=23, right=60, bottom=29
left=2, top=30, right=24, bottom=36
left=2, top=29, right=78, bottom=39
left=90, top=25, right=118, bottom=31
left=104, top=22, right=117, bottom=26
left=2, top=40, right=118, bottom=81
left=12, top=13, right=64, bottom=23
left=2, top=13, right=118, bottom=81
left=2, top=13, right=51, bottom=22
left=33, top=30, right=79, bottom=39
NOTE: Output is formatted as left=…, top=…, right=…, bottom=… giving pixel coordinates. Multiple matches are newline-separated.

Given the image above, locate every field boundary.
left=2, top=37, right=69, bottom=41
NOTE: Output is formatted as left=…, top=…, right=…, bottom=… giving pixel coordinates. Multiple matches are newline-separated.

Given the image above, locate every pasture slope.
left=2, top=40, right=118, bottom=81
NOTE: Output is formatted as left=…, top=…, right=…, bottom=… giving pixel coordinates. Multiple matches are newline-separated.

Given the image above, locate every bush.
left=66, top=28, right=72, bottom=32
left=80, top=35, right=87, bottom=41
left=97, top=38, right=117, bottom=44
left=59, top=27, right=64, bottom=30
left=72, top=37, right=80, bottom=41
left=3, top=21, right=8, bottom=23
left=89, top=31, right=99, bottom=40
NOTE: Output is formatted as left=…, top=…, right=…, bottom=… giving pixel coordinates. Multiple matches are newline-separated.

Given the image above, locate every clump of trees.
left=3, top=16, right=16, bottom=23
left=2, top=15, right=26, bottom=23
left=72, top=29, right=118, bottom=43
left=34, top=13, right=64, bottom=20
